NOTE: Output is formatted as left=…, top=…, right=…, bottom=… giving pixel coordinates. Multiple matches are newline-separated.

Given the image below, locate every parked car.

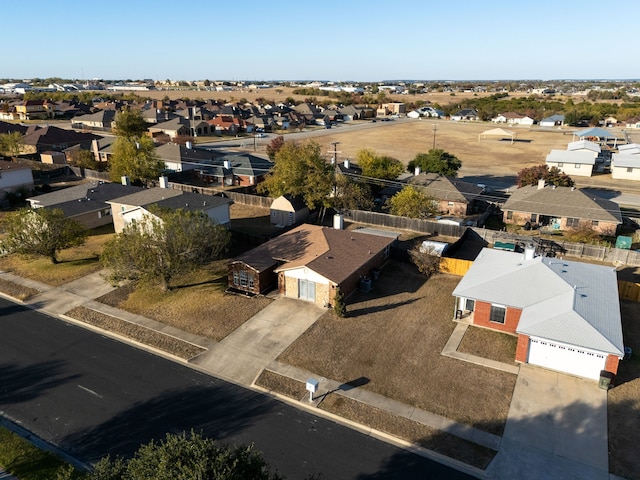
left=255, top=133, right=267, bottom=138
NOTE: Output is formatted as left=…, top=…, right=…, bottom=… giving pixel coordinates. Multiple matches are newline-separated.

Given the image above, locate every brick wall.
left=473, top=301, right=521, bottom=334
left=515, top=334, right=530, bottom=363
left=605, top=354, right=620, bottom=375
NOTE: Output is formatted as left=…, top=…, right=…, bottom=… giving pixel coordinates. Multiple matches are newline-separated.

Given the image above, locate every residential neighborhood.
left=2, top=68, right=640, bottom=480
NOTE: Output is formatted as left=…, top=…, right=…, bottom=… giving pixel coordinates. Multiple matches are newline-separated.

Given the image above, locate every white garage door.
left=527, top=338, right=606, bottom=380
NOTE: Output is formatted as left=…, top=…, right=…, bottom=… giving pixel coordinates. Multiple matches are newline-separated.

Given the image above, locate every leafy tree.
left=89, top=431, right=283, bottom=480
left=108, top=135, right=165, bottom=185
left=408, top=149, right=462, bottom=177
left=258, top=140, right=333, bottom=210
left=386, top=186, right=437, bottom=219
left=333, top=174, right=374, bottom=212
left=265, top=135, right=285, bottom=161
left=0, top=131, right=25, bottom=157
left=408, top=242, right=441, bottom=278
left=101, top=206, right=230, bottom=291
left=0, top=208, right=87, bottom=264
left=356, top=149, right=404, bottom=180
left=66, top=148, right=99, bottom=170
left=113, top=109, right=149, bottom=139
left=516, top=164, right=574, bottom=187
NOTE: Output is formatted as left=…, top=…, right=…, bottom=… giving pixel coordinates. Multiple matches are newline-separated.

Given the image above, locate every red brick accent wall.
left=605, top=354, right=620, bottom=375
left=515, top=334, right=530, bottom=363
left=473, top=301, right=521, bottom=334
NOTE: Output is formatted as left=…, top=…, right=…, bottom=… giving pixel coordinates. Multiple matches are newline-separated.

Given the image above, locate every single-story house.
left=407, top=172, right=484, bottom=216
left=27, top=180, right=143, bottom=229
left=155, top=142, right=213, bottom=173
left=452, top=247, right=624, bottom=380
left=107, top=186, right=232, bottom=233
left=618, top=143, right=640, bottom=155
left=450, top=109, right=478, bottom=121
left=545, top=149, right=596, bottom=177
left=227, top=223, right=395, bottom=306
left=539, top=114, right=565, bottom=127
left=502, top=183, right=622, bottom=235
left=20, top=125, right=101, bottom=154
left=491, top=112, right=534, bottom=126
left=611, top=153, right=640, bottom=180
left=270, top=194, right=309, bottom=226
left=70, top=109, right=116, bottom=131
left=624, top=117, right=640, bottom=129
left=566, top=140, right=600, bottom=156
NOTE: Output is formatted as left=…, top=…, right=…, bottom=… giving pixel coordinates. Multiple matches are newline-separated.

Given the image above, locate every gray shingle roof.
left=452, top=248, right=623, bottom=355
left=503, top=185, right=622, bottom=223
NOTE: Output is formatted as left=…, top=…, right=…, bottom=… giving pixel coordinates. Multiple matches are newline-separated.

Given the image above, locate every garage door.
left=527, top=338, right=606, bottom=380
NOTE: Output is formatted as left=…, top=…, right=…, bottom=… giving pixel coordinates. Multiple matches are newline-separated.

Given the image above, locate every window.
left=384, top=245, right=391, bottom=258
left=448, top=201, right=454, bottom=207
left=240, top=271, right=248, bottom=287
left=591, top=220, right=599, bottom=227
left=506, top=211, right=513, bottom=220
left=566, top=217, right=580, bottom=228
left=627, top=167, right=634, bottom=173
left=557, top=162, right=564, bottom=167
left=574, top=164, right=581, bottom=169
left=465, top=299, right=475, bottom=312
left=489, top=304, right=506, bottom=324
left=530, top=213, right=537, bottom=222
left=248, top=275, right=255, bottom=289
left=233, top=271, right=239, bottom=286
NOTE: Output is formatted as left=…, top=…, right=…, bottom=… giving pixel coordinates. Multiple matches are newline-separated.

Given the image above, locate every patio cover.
left=572, top=127, right=618, bottom=146
left=478, top=127, right=517, bottom=144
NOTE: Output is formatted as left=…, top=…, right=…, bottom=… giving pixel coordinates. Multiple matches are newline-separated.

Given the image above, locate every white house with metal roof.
left=545, top=149, right=596, bottom=177
left=618, top=143, right=640, bottom=156
left=611, top=153, right=640, bottom=180
left=567, top=140, right=601, bottom=156
left=452, top=248, right=624, bottom=380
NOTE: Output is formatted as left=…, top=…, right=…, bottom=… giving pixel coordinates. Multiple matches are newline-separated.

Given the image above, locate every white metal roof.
left=452, top=248, right=624, bottom=355
left=618, top=143, right=640, bottom=155
left=546, top=149, right=596, bottom=165
left=567, top=140, right=601, bottom=154
left=612, top=153, right=640, bottom=169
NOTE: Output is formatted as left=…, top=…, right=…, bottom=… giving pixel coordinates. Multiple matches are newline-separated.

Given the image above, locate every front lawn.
left=277, top=261, right=517, bottom=436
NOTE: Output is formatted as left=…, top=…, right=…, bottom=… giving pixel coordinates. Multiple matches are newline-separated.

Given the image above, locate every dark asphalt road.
left=0, top=298, right=474, bottom=479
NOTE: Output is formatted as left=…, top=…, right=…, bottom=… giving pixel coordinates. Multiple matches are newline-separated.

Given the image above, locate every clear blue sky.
left=3, top=0, right=639, bottom=82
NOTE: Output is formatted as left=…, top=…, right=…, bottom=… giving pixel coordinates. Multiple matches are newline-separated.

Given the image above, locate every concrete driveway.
left=487, top=365, right=609, bottom=480
left=191, top=297, right=325, bottom=385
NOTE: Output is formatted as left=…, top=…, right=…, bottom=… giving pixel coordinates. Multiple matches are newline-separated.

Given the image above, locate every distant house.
left=14, top=100, right=53, bottom=120
left=539, top=114, right=565, bottom=127
left=492, top=112, right=534, bottom=126
left=107, top=187, right=232, bottom=234
left=227, top=224, right=395, bottom=306
left=21, top=125, right=101, bottom=154
left=611, top=153, right=640, bottom=180
left=545, top=149, right=596, bottom=177
left=406, top=173, right=484, bottom=216
left=502, top=183, right=621, bottom=235
left=450, top=109, right=478, bottom=121
left=146, top=117, right=191, bottom=140
left=270, top=194, right=309, bottom=226
left=155, top=142, right=213, bottom=173
left=452, top=247, right=624, bottom=380
left=624, top=116, right=640, bottom=129
left=70, top=109, right=116, bottom=131
left=27, top=180, right=143, bottom=229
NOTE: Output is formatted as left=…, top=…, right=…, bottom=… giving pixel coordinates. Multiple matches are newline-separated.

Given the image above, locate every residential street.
left=0, top=297, right=473, bottom=479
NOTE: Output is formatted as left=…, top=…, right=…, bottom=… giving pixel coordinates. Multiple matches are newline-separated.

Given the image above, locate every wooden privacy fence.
left=618, top=281, right=640, bottom=302
left=439, top=257, right=473, bottom=276
left=346, top=210, right=466, bottom=237
left=168, top=182, right=274, bottom=208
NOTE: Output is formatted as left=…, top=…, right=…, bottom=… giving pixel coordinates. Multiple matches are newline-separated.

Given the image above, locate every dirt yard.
left=277, top=261, right=517, bottom=436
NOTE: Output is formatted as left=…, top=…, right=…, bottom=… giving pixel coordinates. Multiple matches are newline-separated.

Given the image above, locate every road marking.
left=78, top=385, right=103, bottom=399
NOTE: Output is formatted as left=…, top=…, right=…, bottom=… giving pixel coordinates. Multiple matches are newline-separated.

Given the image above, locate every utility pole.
left=330, top=141, right=341, bottom=165
left=432, top=124, right=438, bottom=151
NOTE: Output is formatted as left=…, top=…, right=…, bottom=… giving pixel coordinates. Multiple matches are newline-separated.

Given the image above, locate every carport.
left=478, top=127, right=517, bottom=144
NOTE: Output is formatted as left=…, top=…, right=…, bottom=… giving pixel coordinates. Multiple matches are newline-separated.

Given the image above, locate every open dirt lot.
left=277, top=261, right=517, bottom=436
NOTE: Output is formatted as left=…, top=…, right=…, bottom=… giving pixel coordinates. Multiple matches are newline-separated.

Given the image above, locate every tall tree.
left=333, top=174, right=374, bottom=212
left=356, top=149, right=404, bottom=180
left=0, top=131, right=25, bottom=157
left=386, top=186, right=437, bottom=219
left=258, top=140, right=333, bottom=210
left=265, top=135, right=285, bottom=161
left=101, top=206, right=230, bottom=291
left=516, top=164, right=574, bottom=187
left=408, top=149, right=462, bottom=177
left=0, top=208, right=87, bottom=264
left=89, top=431, right=283, bottom=480
left=113, top=108, right=149, bottom=139
left=108, top=135, right=165, bottom=185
